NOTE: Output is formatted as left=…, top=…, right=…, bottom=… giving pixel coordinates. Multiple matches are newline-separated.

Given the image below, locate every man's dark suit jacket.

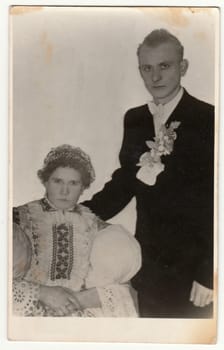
left=84, top=90, right=214, bottom=318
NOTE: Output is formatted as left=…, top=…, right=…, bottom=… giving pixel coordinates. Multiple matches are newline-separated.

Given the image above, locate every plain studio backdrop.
left=12, top=7, right=217, bottom=234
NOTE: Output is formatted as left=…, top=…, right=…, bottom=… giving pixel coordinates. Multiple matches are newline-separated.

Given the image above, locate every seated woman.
left=13, top=144, right=141, bottom=317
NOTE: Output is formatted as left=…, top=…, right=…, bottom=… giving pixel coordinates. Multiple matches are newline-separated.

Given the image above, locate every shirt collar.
left=148, top=87, right=184, bottom=119
left=163, top=87, right=184, bottom=119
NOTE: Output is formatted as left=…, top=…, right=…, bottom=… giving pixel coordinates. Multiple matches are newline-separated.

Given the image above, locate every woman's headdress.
left=37, top=144, right=95, bottom=188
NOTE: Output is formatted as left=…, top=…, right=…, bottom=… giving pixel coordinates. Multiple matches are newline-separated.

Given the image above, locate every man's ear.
left=180, top=59, right=189, bottom=77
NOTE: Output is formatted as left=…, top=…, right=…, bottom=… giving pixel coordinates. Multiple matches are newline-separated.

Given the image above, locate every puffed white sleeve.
left=12, top=222, right=44, bottom=316
left=85, top=224, right=141, bottom=317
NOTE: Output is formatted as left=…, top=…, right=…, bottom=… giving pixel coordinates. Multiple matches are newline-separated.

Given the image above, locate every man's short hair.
left=137, top=29, right=184, bottom=60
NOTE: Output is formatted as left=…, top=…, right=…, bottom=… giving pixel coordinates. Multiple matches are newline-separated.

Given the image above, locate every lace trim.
left=13, top=280, right=44, bottom=316
left=96, top=284, right=138, bottom=317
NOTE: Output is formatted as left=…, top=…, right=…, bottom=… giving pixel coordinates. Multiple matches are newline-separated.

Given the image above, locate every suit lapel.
left=165, top=89, right=193, bottom=127
left=128, top=92, right=193, bottom=168
left=141, top=104, right=155, bottom=139
left=141, top=90, right=193, bottom=141
left=140, top=106, right=156, bottom=162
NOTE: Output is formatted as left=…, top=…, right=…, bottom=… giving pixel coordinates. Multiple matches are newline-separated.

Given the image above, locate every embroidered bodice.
left=13, top=198, right=140, bottom=317
left=13, top=198, right=99, bottom=291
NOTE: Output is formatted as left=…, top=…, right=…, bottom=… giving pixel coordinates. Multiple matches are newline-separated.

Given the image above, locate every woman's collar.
left=40, top=196, right=77, bottom=213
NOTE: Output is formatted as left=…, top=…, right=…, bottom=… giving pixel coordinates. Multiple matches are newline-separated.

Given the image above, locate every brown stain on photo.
left=40, top=32, right=53, bottom=64
left=192, top=319, right=217, bottom=344
left=194, top=31, right=208, bottom=42
left=10, top=6, right=43, bottom=16
left=191, top=270, right=218, bottom=344
left=213, top=270, right=218, bottom=300
left=167, top=8, right=190, bottom=27
left=138, top=7, right=214, bottom=28
left=189, top=7, right=215, bottom=15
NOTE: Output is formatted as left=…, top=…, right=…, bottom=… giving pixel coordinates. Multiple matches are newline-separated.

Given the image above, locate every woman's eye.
left=53, top=178, right=61, bottom=184
left=70, top=181, right=79, bottom=186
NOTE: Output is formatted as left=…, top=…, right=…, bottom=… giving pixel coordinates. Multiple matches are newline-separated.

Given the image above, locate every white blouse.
left=13, top=198, right=141, bottom=317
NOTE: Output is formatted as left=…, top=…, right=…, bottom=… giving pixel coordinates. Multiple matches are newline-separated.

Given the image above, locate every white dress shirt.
left=147, top=87, right=184, bottom=136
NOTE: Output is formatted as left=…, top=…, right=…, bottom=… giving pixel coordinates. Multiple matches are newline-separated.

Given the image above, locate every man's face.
left=138, top=42, right=188, bottom=105
left=45, top=167, right=84, bottom=210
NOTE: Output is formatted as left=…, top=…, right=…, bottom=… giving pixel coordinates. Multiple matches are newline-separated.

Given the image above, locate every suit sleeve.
left=83, top=112, right=136, bottom=220
left=194, top=106, right=214, bottom=289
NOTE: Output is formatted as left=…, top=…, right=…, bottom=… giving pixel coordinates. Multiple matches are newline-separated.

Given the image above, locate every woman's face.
left=44, top=167, right=84, bottom=210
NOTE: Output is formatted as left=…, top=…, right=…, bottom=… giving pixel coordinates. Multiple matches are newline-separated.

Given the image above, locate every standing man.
left=83, top=29, right=214, bottom=318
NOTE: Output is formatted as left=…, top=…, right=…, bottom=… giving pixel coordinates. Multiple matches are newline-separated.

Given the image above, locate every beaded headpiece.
left=37, top=144, right=95, bottom=188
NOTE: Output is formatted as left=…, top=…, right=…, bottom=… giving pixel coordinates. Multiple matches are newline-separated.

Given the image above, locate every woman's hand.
left=73, top=288, right=101, bottom=309
left=39, top=285, right=81, bottom=316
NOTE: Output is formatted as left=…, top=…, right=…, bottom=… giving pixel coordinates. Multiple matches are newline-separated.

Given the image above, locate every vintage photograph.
left=9, top=6, right=218, bottom=343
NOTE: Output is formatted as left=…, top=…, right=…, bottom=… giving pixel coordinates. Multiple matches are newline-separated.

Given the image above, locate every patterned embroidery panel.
left=31, top=224, right=39, bottom=266
left=51, top=223, right=74, bottom=280
left=13, top=200, right=99, bottom=290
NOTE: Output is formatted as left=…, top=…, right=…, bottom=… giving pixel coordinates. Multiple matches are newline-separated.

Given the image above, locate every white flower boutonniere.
left=136, top=121, right=181, bottom=186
